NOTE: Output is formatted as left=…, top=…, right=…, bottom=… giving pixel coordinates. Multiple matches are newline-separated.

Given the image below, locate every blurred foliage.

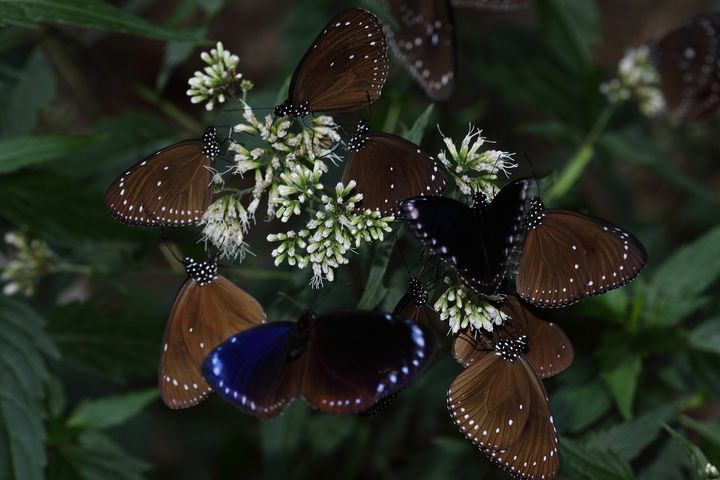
left=0, top=0, right=719, bottom=479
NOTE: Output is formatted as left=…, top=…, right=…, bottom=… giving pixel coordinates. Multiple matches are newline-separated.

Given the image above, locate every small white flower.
left=1, top=232, right=56, bottom=296
left=434, top=279, right=508, bottom=334
left=601, top=46, right=665, bottom=117
left=186, top=42, right=245, bottom=111
left=199, top=196, right=251, bottom=260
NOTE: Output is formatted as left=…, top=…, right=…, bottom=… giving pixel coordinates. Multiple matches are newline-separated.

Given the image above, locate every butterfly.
left=105, top=128, right=218, bottom=227
left=201, top=309, right=436, bottom=419
left=383, top=0, right=456, bottom=101
left=654, top=14, right=720, bottom=122
left=342, top=120, right=448, bottom=215
left=401, top=178, right=647, bottom=307
left=160, top=257, right=265, bottom=409
left=274, top=8, right=389, bottom=118
left=450, top=0, right=533, bottom=10
left=448, top=296, right=568, bottom=480
left=393, top=276, right=443, bottom=331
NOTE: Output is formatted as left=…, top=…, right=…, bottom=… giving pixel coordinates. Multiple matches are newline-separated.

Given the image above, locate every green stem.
left=545, top=105, right=615, bottom=203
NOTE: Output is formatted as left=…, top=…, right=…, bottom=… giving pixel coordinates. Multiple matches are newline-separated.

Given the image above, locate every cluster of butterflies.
left=102, top=5, right=653, bottom=480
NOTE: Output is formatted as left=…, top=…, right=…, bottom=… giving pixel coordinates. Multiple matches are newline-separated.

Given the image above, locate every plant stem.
left=546, top=105, right=615, bottom=203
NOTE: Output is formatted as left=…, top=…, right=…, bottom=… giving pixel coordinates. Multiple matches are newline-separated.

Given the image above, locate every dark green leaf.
left=0, top=0, right=201, bottom=42
left=689, top=317, right=720, bottom=355
left=680, top=416, right=720, bottom=451
left=646, top=225, right=720, bottom=326
left=356, top=238, right=395, bottom=309
left=0, top=298, right=60, bottom=480
left=601, top=354, right=642, bottom=420
left=552, top=380, right=612, bottom=433
left=0, top=134, right=103, bottom=174
left=404, top=104, right=434, bottom=143
left=638, top=436, right=694, bottom=480
left=560, top=437, right=634, bottom=480
left=536, top=0, right=600, bottom=71
left=67, top=389, right=158, bottom=430
left=663, top=424, right=711, bottom=480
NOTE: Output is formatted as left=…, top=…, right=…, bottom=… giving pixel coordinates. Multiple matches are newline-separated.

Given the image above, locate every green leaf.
left=689, top=317, right=720, bottom=355
left=404, top=104, right=434, bottom=143
left=0, top=298, right=60, bottom=480
left=680, top=416, right=720, bottom=451
left=0, top=134, right=103, bottom=174
left=601, top=354, right=642, bottom=420
left=536, top=0, right=600, bottom=71
left=663, top=424, right=712, bottom=480
left=638, top=436, right=694, bottom=480
left=560, top=437, right=634, bottom=480
left=0, top=0, right=201, bottom=42
left=67, top=389, right=158, bottom=430
left=357, top=238, right=395, bottom=309
left=47, top=431, right=148, bottom=480
left=646, top=225, right=720, bottom=326
left=552, top=380, right=612, bottom=433
left=0, top=49, right=56, bottom=137
left=586, top=402, right=678, bottom=461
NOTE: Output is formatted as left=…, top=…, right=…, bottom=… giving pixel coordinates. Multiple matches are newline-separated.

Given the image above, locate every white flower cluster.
left=437, top=125, right=517, bottom=197
left=267, top=181, right=394, bottom=288
left=0, top=232, right=55, bottom=296
left=199, top=196, right=251, bottom=260
left=187, top=42, right=247, bottom=111
left=433, top=279, right=508, bottom=334
left=600, top=46, right=666, bottom=117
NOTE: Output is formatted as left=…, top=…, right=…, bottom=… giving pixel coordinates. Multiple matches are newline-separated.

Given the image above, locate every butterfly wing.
left=105, top=140, right=213, bottom=227
left=500, top=296, right=573, bottom=378
left=301, top=310, right=437, bottom=414
left=159, top=275, right=265, bottom=409
left=656, top=14, right=720, bottom=122
left=393, top=294, right=442, bottom=330
left=450, top=0, right=532, bottom=10
left=384, top=0, right=456, bottom=101
left=288, top=8, right=389, bottom=113
left=516, top=209, right=647, bottom=308
left=343, top=132, right=448, bottom=215
left=202, top=322, right=303, bottom=420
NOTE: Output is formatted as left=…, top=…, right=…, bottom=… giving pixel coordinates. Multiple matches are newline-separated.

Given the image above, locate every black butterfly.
left=448, top=296, right=567, bottom=480
left=342, top=120, right=448, bottom=215
left=393, top=276, right=443, bottom=331
left=401, top=178, right=647, bottom=307
left=160, top=257, right=265, bottom=409
left=383, top=0, right=456, bottom=101
left=201, top=310, right=437, bottom=419
left=654, top=13, right=720, bottom=122
left=105, top=128, right=218, bottom=227
left=450, top=0, right=533, bottom=10
left=274, top=9, right=389, bottom=118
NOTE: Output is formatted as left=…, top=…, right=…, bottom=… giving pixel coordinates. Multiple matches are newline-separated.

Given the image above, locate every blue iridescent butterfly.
left=201, top=310, right=437, bottom=419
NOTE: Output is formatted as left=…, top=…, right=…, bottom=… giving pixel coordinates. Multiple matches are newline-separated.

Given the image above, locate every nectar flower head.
left=186, top=42, right=244, bottom=111
left=433, top=278, right=508, bottom=334
left=199, top=195, right=251, bottom=260
left=1, top=232, right=56, bottom=296
left=600, top=46, right=665, bottom=117
left=437, top=125, right=517, bottom=197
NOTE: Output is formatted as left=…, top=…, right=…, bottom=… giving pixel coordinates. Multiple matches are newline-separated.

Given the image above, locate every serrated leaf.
left=67, top=389, right=158, bottom=430
left=0, top=134, right=103, bottom=174
left=646, top=225, right=720, bottom=326
left=560, top=437, right=634, bottom=480
left=0, top=0, right=201, bottom=42
left=601, top=354, right=642, bottom=420
left=689, top=317, right=720, bottom=355
left=404, top=104, right=434, bottom=143
left=663, top=424, right=712, bottom=480
left=586, top=402, right=678, bottom=461
left=0, top=298, right=60, bottom=480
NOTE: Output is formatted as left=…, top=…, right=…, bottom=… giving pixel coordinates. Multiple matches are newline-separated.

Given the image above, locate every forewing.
left=290, top=8, right=389, bottom=112
left=159, top=276, right=265, bottom=409
left=202, top=322, right=302, bottom=420
left=105, top=141, right=212, bottom=227
left=301, top=310, right=437, bottom=414
left=393, top=294, right=442, bottom=331
left=342, top=132, right=448, bottom=215
left=517, top=210, right=647, bottom=307
left=384, top=0, right=455, bottom=101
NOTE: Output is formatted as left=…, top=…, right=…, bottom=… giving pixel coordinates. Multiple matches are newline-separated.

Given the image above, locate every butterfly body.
left=105, top=128, right=218, bottom=227
left=275, top=9, right=389, bottom=117
left=202, top=310, right=436, bottom=419
left=393, top=277, right=442, bottom=331
left=159, top=257, right=265, bottom=409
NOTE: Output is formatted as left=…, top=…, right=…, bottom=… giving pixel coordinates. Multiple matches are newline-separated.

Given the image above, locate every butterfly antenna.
left=523, top=152, right=543, bottom=197
left=365, top=90, right=373, bottom=121
left=160, top=232, right=183, bottom=264
left=277, top=292, right=304, bottom=310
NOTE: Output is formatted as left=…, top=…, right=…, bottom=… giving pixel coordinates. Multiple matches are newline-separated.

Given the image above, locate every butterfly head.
left=184, top=257, right=219, bottom=286
left=494, top=335, right=529, bottom=362
left=471, top=191, right=489, bottom=213
left=274, top=100, right=310, bottom=118
left=525, top=197, right=545, bottom=230
left=348, top=120, right=370, bottom=152
left=408, top=277, right=429, bottom=306
left=201, top=127, right=220, bottom=159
